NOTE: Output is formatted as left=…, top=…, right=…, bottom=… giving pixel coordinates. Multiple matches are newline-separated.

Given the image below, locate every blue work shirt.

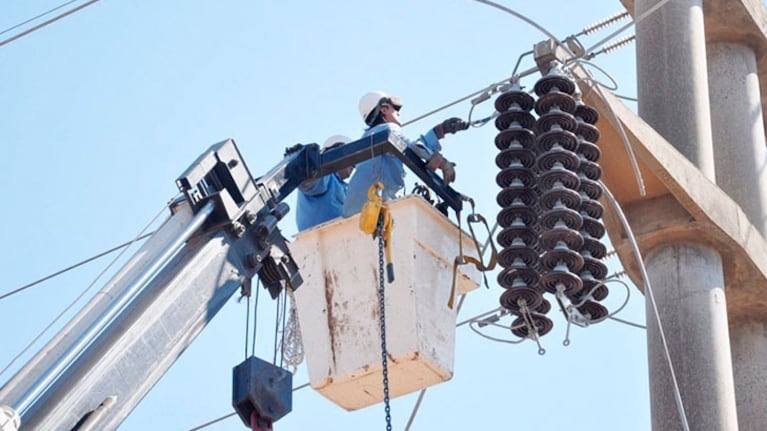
left=343, top=123, right=441, bottom=217
left=296, top=172, right=349, bottom=231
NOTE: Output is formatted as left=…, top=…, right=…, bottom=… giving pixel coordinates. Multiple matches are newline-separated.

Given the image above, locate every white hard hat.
left=322, top=134, right=351, bottom=151
left=359, top=91, right=402, bottom=125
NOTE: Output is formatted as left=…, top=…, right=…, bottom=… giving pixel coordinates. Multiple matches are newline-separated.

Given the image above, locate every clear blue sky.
left=1, top=1, right=650, bottom=430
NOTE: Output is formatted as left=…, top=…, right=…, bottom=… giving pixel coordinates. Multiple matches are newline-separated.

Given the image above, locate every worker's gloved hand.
left=433, top=117, right=469, bottom=139
left=426, top=152, right=456, bottom=185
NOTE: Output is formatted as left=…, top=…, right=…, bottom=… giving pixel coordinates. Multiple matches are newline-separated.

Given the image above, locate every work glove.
left=426, top=151, right=456, bottom=185
left=433, top=117, right=469, bottom=139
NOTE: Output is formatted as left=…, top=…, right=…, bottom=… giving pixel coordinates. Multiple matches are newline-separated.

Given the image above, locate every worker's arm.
left=298, top=175, right=331, bottom=196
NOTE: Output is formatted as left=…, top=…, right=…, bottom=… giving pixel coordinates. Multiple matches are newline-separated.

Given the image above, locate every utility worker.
left=296, top=135, right=355, bottom=231
left=342, top=91, right=468, bottom=217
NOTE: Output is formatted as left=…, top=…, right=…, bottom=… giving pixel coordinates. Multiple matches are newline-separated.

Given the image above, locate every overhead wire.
left=0, top=0, right=80, bottom=37
left=0, top=0, right=102, bottom=48
left=0, top=199, right=170, bottom=378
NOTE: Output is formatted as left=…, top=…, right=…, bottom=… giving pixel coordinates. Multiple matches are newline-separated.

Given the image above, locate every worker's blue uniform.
left=296, top=173, right=349, bottom=231
left=343, top=123, right=441, bottom=217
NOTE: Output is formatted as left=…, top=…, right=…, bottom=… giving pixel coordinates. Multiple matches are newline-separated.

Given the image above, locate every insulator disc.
left=498, top=245, right=539, bottom=267
left=495, top=109, right=536, bottom=131
left=579, top=176, right=603, bottom=200
left=537, top=147, right=580, bottom=172
left=583, top=278, right=609, bottom=301
left=497, top=225, right=538, bottom=248
left=535, top=110, right=577, bottom=133
left=538, top=167, right=580, bottom=191
left=578, top=157, right=603, bottom=179
left=534, top=298, right=552, bottom=313
left=498, top=205, right=537, bottom=227
left=537, top=128, right=579, bottom=152
left=498, top=266, right=540, bottom=287
left=540, top=206, right=583, bottom=230
left=539, top=225, right=585, bottom=250
left=497, top=187, right=538, bottom=208
left=581, top=215, right=606, bottom=239
left=575, top=103, right=599, bottom=124
left=539, top=269, right=583, bottom=294
left=539, top=186, right=582, bottom=210
left=579, top=197, right=604, bottom=219
left=500, top=287, right=543, bottom=313
left=575, top=122, right=601, bottom=143
left=581, top=237, right=607, bottom=259
left=535, top=90, right=577, bottom=115
left=496, top=166, right=536, bottom=188
left=495, top=90, right=535, bottom=113
left=495, top=127, right=536, bottom=150
left=582, top=256, right=608, bottom=280
left=540, top=247, right=585, bottom=272
left=511, top=315, right=554, bottom=338
left=577, top=301, right=609, bottom=322
left=534, top=74, right=576, bottom=96
left=496, top=147, right=537, bottom=169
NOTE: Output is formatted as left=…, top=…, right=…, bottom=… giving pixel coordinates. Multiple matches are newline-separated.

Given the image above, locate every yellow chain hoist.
left=359, top=182, right=395, bottom=283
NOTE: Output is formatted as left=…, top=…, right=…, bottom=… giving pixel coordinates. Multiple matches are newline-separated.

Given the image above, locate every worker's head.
left=322, top=135, right=355, bottom=180
left=359, top=91, right=402, bottom=127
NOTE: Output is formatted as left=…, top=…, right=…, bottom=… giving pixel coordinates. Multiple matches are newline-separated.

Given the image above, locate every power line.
left=0, top=0, right=102, bottom=48
left=0, top=0, right=80, bottom=37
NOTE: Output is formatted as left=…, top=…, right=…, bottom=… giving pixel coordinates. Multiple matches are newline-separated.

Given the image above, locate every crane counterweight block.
left=232, top=356, right=292, bottom=429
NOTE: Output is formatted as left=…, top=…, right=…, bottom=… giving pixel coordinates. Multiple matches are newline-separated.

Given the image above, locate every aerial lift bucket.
left=290, top=195, right=481, bottom=410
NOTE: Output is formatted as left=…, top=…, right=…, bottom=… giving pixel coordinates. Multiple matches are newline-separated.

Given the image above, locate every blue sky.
left=1, top=1, right=650, bottom=430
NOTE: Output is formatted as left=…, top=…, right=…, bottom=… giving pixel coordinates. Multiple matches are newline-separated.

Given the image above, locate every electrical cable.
left=186, top=412, right=238, bottom=431
left=0, top=232, right=154, bottom=301
left=0, top=199, right=170, bottom=377
left=0, top=0, right=102, bottom=48
left=601, top=182, right=690, bottom=431
left=0, top=0, right=80, bottom=37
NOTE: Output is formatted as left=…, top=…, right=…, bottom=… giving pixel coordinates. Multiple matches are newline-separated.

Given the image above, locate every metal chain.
left=377, top=216, right=393, bottom=431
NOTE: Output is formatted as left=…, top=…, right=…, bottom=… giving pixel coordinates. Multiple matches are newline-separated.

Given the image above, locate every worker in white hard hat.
left=296, top=135, right=355, bottom=231
left=342, top=91, right=468, bottom=217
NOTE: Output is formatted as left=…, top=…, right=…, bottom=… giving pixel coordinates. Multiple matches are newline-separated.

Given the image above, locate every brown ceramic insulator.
left=535, top=109, right=577, bottom=133
left=497, top=225, right=538, bottom=248
left=495, top=127, right=536, bottom=150
left=581, top=215, right=606, bottom=239
left=534, top=90, right=577, bottom=115
left=496, top=165, right=536, bottom=188
left=496, top=187, right=537, bottom=208
left=575, top=121, right=601, bottom=143
left=534, top=298, right=552, bottom=314
left=496, top=146, right=537, bottom=169
left=540, top=247, right=585, bottom=272
left=497, top=205, right=537, bottom=228
left=538, top=225, right=585, bottom=251
left=581, top=237, right=607, bottom=259
left=578, top=176, right=603, bottom=200
left=539, top=268, right=583, bottom=295
left=539, top=186, right=582, bottom=210
left=579, top=197, right=604, bottom=219
left=536, top=146, right=580, bottom=172
left=577, top=300, right=609, bottom=323
left=538, top=166, right=580, bottom=191
left=495, top=89, right=535, bottom=112
left=498, top=265, right=540, bottom=288
left=581, top=256, right=608, bottom=280
left=500, top=287, right=544, bottom=313
left=574, top=103, right=599, bottom=125
left=498, top=244, right=539, bottom=267
left=578, top=157, right=603, bottom=178
left=537, top=128, right=579, bottom=152
left=582, top=278, right=609, bottom=301
left=495, top=109, right=536, bottom=131
left=540, top=205, right=583, bottom=230
left=511, top=314, right=554, bottom=338
left=534, top=74, right=576, bottom=96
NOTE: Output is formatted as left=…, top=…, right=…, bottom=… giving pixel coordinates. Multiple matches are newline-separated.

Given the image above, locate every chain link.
left=377, top=216, right=392, bottom=431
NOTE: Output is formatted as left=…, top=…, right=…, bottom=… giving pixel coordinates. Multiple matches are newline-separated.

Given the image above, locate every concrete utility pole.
left=584, top=1, right=767, bottom=430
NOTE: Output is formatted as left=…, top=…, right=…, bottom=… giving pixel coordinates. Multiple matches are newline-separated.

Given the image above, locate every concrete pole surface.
left=707, top=42, right=767, bottom=236
left=730, top=321, right=767, bottom=431
left=645, top=244, right=738, bottom=431
left=636, top=0, right=716, bottom=180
